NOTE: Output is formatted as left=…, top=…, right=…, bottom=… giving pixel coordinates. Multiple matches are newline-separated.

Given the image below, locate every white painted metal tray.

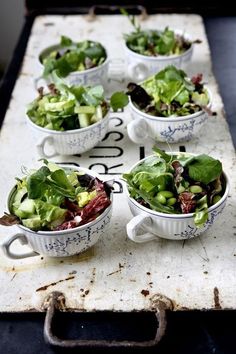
left=0, top=14, right=236, bottom=314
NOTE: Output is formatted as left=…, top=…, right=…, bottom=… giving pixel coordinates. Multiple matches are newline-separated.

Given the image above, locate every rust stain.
left=10, top=273, right=17, bottom=282
left=107, top=269, right=121, bottom=276
left=107, top=264, right=125, bottom=276
left=214, top=287, right=221, bottom=309
left=89, top=267, right=96, bottom=284
left=36, top=276, right=75, bottom=292
left=141, top=289, right=150, bottom=297
left=81, top=289, right=90, bottom=298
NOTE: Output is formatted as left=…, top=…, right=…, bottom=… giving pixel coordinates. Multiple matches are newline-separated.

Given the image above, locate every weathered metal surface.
left=43, top=291, right=167, bottom=348
left=0, top=14, right=236, bottom=313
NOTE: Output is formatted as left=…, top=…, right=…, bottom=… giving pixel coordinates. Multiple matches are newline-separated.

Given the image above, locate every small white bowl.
left=26, top=112, right=110, bottom=158
left=127, top=88, right=212, bottom=144
left=38, top=43, right=109, bottom=87
left=124, top=153, right=229, bottom=242
left=1, top=166, right=113, bottom=259
left=124, top=30, right=193, bottom=82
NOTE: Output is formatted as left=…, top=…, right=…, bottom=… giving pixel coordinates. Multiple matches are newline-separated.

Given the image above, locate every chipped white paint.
left=0, top=14, right=236, bottom=313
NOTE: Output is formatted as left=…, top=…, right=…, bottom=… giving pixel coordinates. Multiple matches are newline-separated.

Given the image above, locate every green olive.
left=167, top=197, right=177, bottom=206
left=212, top=195, right=222, bottom=205
left=158, top=190, right=174, bottom=198
left=50, top=97, right=58, bottom=103
left=177, top=185, right=185, bottom=194
left=156, top=194, right=166, bottom=204
left=189, top=185, right=203, bottom=194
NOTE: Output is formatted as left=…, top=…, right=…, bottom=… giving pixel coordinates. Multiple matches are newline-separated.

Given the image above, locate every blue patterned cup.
left=1, top=166, right=113, bottom=259
left=127, top=88, right=212, bottom=144
left=125, top=153, right=229, bottom=241
left=124, top=30, right=193, bottom=82
left=26, top=112, right=110, bottom=158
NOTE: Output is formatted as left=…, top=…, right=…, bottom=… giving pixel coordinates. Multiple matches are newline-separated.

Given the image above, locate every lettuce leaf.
left=185, top=154, right=222, bottom=185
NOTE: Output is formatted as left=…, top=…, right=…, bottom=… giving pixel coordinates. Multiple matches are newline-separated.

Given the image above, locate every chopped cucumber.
left=75, top=106, right=96, bottom=114
left=79, top=113, right=90, bottom=128
left=14, top=199, right=36, bottom=219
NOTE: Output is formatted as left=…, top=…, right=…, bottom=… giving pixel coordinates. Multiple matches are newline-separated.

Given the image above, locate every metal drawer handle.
left=43, top=291, right=167, bottom=349
left=86, top=5, right=148, bottom=22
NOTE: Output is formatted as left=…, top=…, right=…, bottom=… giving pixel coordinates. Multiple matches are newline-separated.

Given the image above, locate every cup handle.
left=108, top=58, right=125, bottom=81
left=37, top=136, right=58, bottom=158
left=127, top=214, right=157, bottom=243
left=127, top=118, right=149, bottom=144
left=127, top=62, right=149, bottom=82
left=1, top=234, right=39, bottom=259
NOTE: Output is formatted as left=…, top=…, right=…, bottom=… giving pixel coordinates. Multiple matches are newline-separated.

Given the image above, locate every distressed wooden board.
left=0, top=14, right=236, bottom=313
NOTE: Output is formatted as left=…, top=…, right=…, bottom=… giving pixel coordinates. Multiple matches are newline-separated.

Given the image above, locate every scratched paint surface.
left=0, top=14, right=236, bottom=312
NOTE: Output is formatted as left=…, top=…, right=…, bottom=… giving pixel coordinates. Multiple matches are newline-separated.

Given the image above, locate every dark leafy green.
left=27, top=165, right=75, bottom=200
left=27, top=166, right=51, bottom=199
left=184, top=154, right=222, bottom=185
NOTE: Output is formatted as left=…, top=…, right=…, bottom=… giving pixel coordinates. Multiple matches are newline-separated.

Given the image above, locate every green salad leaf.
left=27, top=166, right=51, bottom=199
left=193, top=195, right=209, bottom=227
left=185, top=154, right=222, bottom=185
left=110, top=92, right=129, bottom=111
left=27, top=165, right=76, bottom=200
left=60, top=35, right=73, bottom=47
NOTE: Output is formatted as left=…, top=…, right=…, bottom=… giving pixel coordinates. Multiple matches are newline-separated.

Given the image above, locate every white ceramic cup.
left=37, top=43, right=109, bottom=87
left=127, top=88, right=212, bottom=144
left=124, top=153, right=229, bottom=242
left=124, top=30, right=193, bottom=82
left=1, top=166, right=113, bottom=259
left=26, top=112, right=110, bottom=157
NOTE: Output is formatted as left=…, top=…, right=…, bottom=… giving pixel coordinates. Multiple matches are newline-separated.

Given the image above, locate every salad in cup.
left=121, top=9, right=199, bottom=81
left=26, top=79, right=128, bottom=157
left=0, top=162, right=113, bottom=258
left=39, top=36, right=108, bottom=86
left=123, top=148, right=229, bottom=241
left=128, top=66, right=210, bottom=117
left=126, top=65, right=212, bottom=143
left=122, top=12, right=192, bottom=57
